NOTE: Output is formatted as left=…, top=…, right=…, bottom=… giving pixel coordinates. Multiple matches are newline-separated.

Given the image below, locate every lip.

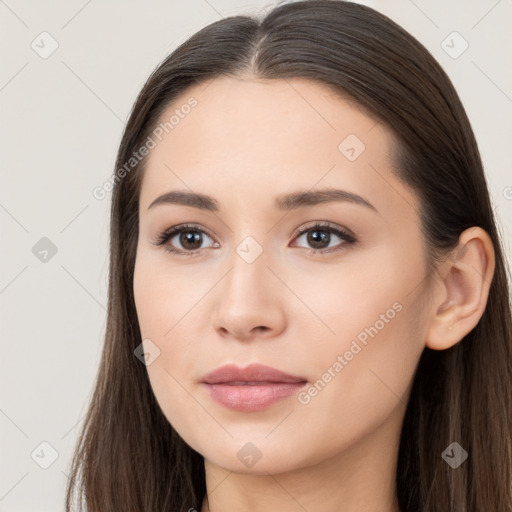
left=201, top=363, right=308, bottom=412
left=201, top=363, right=307, bottom=385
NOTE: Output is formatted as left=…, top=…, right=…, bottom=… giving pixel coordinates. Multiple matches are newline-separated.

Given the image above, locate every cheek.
left=296, top=242, right=427, bottom=427
left=133, top=248, right=210, bottom=341
left=133, top=251, right=212, bottom=425
left=296, top=293, right=424, bottom=457
left=292, top=239, right=423, bottom=346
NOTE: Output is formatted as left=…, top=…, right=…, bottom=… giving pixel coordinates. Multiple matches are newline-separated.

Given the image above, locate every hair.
left=65, top=1, right=512, bottom=510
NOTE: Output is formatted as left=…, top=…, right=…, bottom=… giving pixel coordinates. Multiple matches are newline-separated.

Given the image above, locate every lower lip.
left=202, top=382, right=308, bottom=412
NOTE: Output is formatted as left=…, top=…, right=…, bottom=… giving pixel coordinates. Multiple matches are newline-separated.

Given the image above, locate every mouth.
left=201, top=362, right=307, bottom=385
left=202, top=381, right=308, bottom=411
left=214, top=380, right=306, bottom=385
left=200, top=363, right=308, bottom=411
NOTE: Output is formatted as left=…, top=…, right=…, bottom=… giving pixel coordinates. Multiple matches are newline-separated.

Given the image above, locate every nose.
left=212, top=245, right=287, bottom=342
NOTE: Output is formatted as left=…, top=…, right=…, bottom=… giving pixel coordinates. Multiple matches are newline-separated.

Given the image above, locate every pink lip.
left=201, top=363, right=308, bottom=412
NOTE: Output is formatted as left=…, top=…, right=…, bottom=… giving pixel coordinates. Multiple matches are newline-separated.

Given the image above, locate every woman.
left=65, top=1, right=512, bottom=511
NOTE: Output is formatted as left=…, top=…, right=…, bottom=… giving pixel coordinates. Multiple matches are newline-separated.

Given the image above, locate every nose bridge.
left=213, top=230, right=286, bottom=339
left=224, top=233, right=270, bottom=305
left=224, top=211, right=270, bottom=280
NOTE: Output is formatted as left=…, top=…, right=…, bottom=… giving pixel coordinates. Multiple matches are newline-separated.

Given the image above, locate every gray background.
left=1, top=0, right=511, bottom=510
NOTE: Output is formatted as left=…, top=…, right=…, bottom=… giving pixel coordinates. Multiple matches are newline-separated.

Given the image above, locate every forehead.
left=153, top=76, right=384, bottom=153
left=138, top=76, right=416, bottom=219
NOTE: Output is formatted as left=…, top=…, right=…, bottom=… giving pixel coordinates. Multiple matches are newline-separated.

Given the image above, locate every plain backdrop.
left=0, top=0, right=511, bottom=510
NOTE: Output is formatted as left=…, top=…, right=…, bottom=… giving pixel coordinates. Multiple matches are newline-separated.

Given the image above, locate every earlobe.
left=425, top=301, right=463, bottom=350
left=425, top=227, right=495, bottom=351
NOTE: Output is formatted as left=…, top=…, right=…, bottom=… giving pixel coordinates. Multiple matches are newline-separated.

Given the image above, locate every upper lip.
left=201, top=363, right=307, bottom=384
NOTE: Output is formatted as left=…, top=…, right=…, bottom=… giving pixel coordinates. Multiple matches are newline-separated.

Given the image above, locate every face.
left=133, top=76, right=431, bottom=474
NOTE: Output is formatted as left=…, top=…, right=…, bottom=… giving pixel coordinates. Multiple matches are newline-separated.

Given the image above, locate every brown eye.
left=292, top=223, right=356, bottom=254
left=152, top=224, right=217, bottom=255
left=175, top=230, right=205, bottom=251
left=303, top=229, right=332, bottom=250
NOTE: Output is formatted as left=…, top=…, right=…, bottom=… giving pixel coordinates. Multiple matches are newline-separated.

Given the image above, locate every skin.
left=133, top=76, right=495, bottom=512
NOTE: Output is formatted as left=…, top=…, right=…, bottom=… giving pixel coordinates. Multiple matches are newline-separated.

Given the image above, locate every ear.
left=425, top=227, right=495, bottom=350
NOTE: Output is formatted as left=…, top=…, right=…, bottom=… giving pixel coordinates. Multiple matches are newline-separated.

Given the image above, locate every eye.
left=291, top=222, right=357, bottom=254
left=151, top=221, right=357, bottom=256
left=151, top=223, right=218, bottom=255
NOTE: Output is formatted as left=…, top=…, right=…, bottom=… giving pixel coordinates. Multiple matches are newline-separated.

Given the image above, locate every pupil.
left=308, top=230, right=329, bottom=249
left=180, top=231, right=202, bottom=250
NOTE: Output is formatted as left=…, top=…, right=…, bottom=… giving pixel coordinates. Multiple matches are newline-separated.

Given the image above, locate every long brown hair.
left=65, top=1, right=512, bottom=510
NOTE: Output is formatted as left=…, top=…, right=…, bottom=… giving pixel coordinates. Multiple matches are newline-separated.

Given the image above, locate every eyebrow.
left=147, top=188, right=378, bottom=213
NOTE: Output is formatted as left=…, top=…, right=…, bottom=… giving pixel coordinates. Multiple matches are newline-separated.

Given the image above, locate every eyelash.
left=151, top=222, right=357, bottom=256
